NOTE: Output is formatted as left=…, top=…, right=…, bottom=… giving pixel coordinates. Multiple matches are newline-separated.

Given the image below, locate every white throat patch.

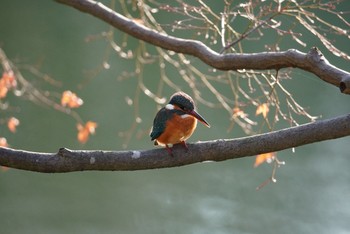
left=181, top=114, right=191, bottom=119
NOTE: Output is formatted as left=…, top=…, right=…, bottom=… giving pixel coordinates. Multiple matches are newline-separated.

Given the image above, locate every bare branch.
left=1, top=113, right=349, bottom=173
left=55, top=0, right=350, bottom=94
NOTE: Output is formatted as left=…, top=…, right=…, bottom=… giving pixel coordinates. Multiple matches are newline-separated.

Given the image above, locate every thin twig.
left=219, top=12, right=281, bottom=54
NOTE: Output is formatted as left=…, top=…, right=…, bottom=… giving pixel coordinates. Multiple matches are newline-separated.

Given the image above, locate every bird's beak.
left=189, top=110, right=210, bottom=128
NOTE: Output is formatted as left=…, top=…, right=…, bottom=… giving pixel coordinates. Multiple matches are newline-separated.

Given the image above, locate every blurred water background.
left=1, top=1, right=350, bottom=234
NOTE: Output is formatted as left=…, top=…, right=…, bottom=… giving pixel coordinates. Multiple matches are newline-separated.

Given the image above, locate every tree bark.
left=1, top=113, right=349, bottom=173
left=55, top=0, right=350, bottom=94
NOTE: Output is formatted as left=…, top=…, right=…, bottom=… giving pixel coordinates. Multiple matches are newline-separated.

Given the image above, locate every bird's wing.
left=150, top=107, right=169, bottom=141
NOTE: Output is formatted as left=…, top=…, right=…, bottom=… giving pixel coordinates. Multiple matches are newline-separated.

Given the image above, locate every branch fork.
left=56, top=0, right=350, bottom=94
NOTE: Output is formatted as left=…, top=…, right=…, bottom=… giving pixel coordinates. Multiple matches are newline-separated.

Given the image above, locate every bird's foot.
left=165, top=145, right=174, bottom=157
left=179, top=141, right=189, bottom=152
left=165, top=142, right=188, bottom=156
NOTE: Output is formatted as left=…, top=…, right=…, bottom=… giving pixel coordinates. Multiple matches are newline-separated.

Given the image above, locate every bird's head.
left=166, top=92, right=210, bottom=128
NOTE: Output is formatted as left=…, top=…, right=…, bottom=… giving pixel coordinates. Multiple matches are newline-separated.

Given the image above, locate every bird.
left=150, top=91, right=210, bottom=155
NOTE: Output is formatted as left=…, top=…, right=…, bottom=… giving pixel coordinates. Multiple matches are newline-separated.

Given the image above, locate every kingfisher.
left=150, top=91, right=210, bottom=155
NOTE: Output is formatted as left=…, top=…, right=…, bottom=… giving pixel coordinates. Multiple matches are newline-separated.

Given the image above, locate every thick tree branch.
left=55, top=0, right=350, bottom=94
left=1, top=113, right=349, bottom=173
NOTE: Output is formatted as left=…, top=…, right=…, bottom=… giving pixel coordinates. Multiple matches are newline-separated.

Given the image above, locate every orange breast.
left=155, top=114, right=197, bottom=145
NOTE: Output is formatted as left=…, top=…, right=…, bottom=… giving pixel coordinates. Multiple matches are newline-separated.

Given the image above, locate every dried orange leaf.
left=0, top=84, right=8, bottom=99
left=85, top=121, right=97, bottom=134
left=77, top=128, right=89, bottom=144
left=254, top=152, right=276, bottom=167
left=61, top=90, right=83, bottom=108
left=77, top=121, right=98, bottom=144
left=256, top=103, right=269, bottom=118
left=232, top=107, right=246, bottom=118
left=0, top=137, right=8, bottom=147
left=2, top=71, right=17, bottom=88
left=8, top=117, right=20, bottom=133
left=0, top=72, right=16, bottom=99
